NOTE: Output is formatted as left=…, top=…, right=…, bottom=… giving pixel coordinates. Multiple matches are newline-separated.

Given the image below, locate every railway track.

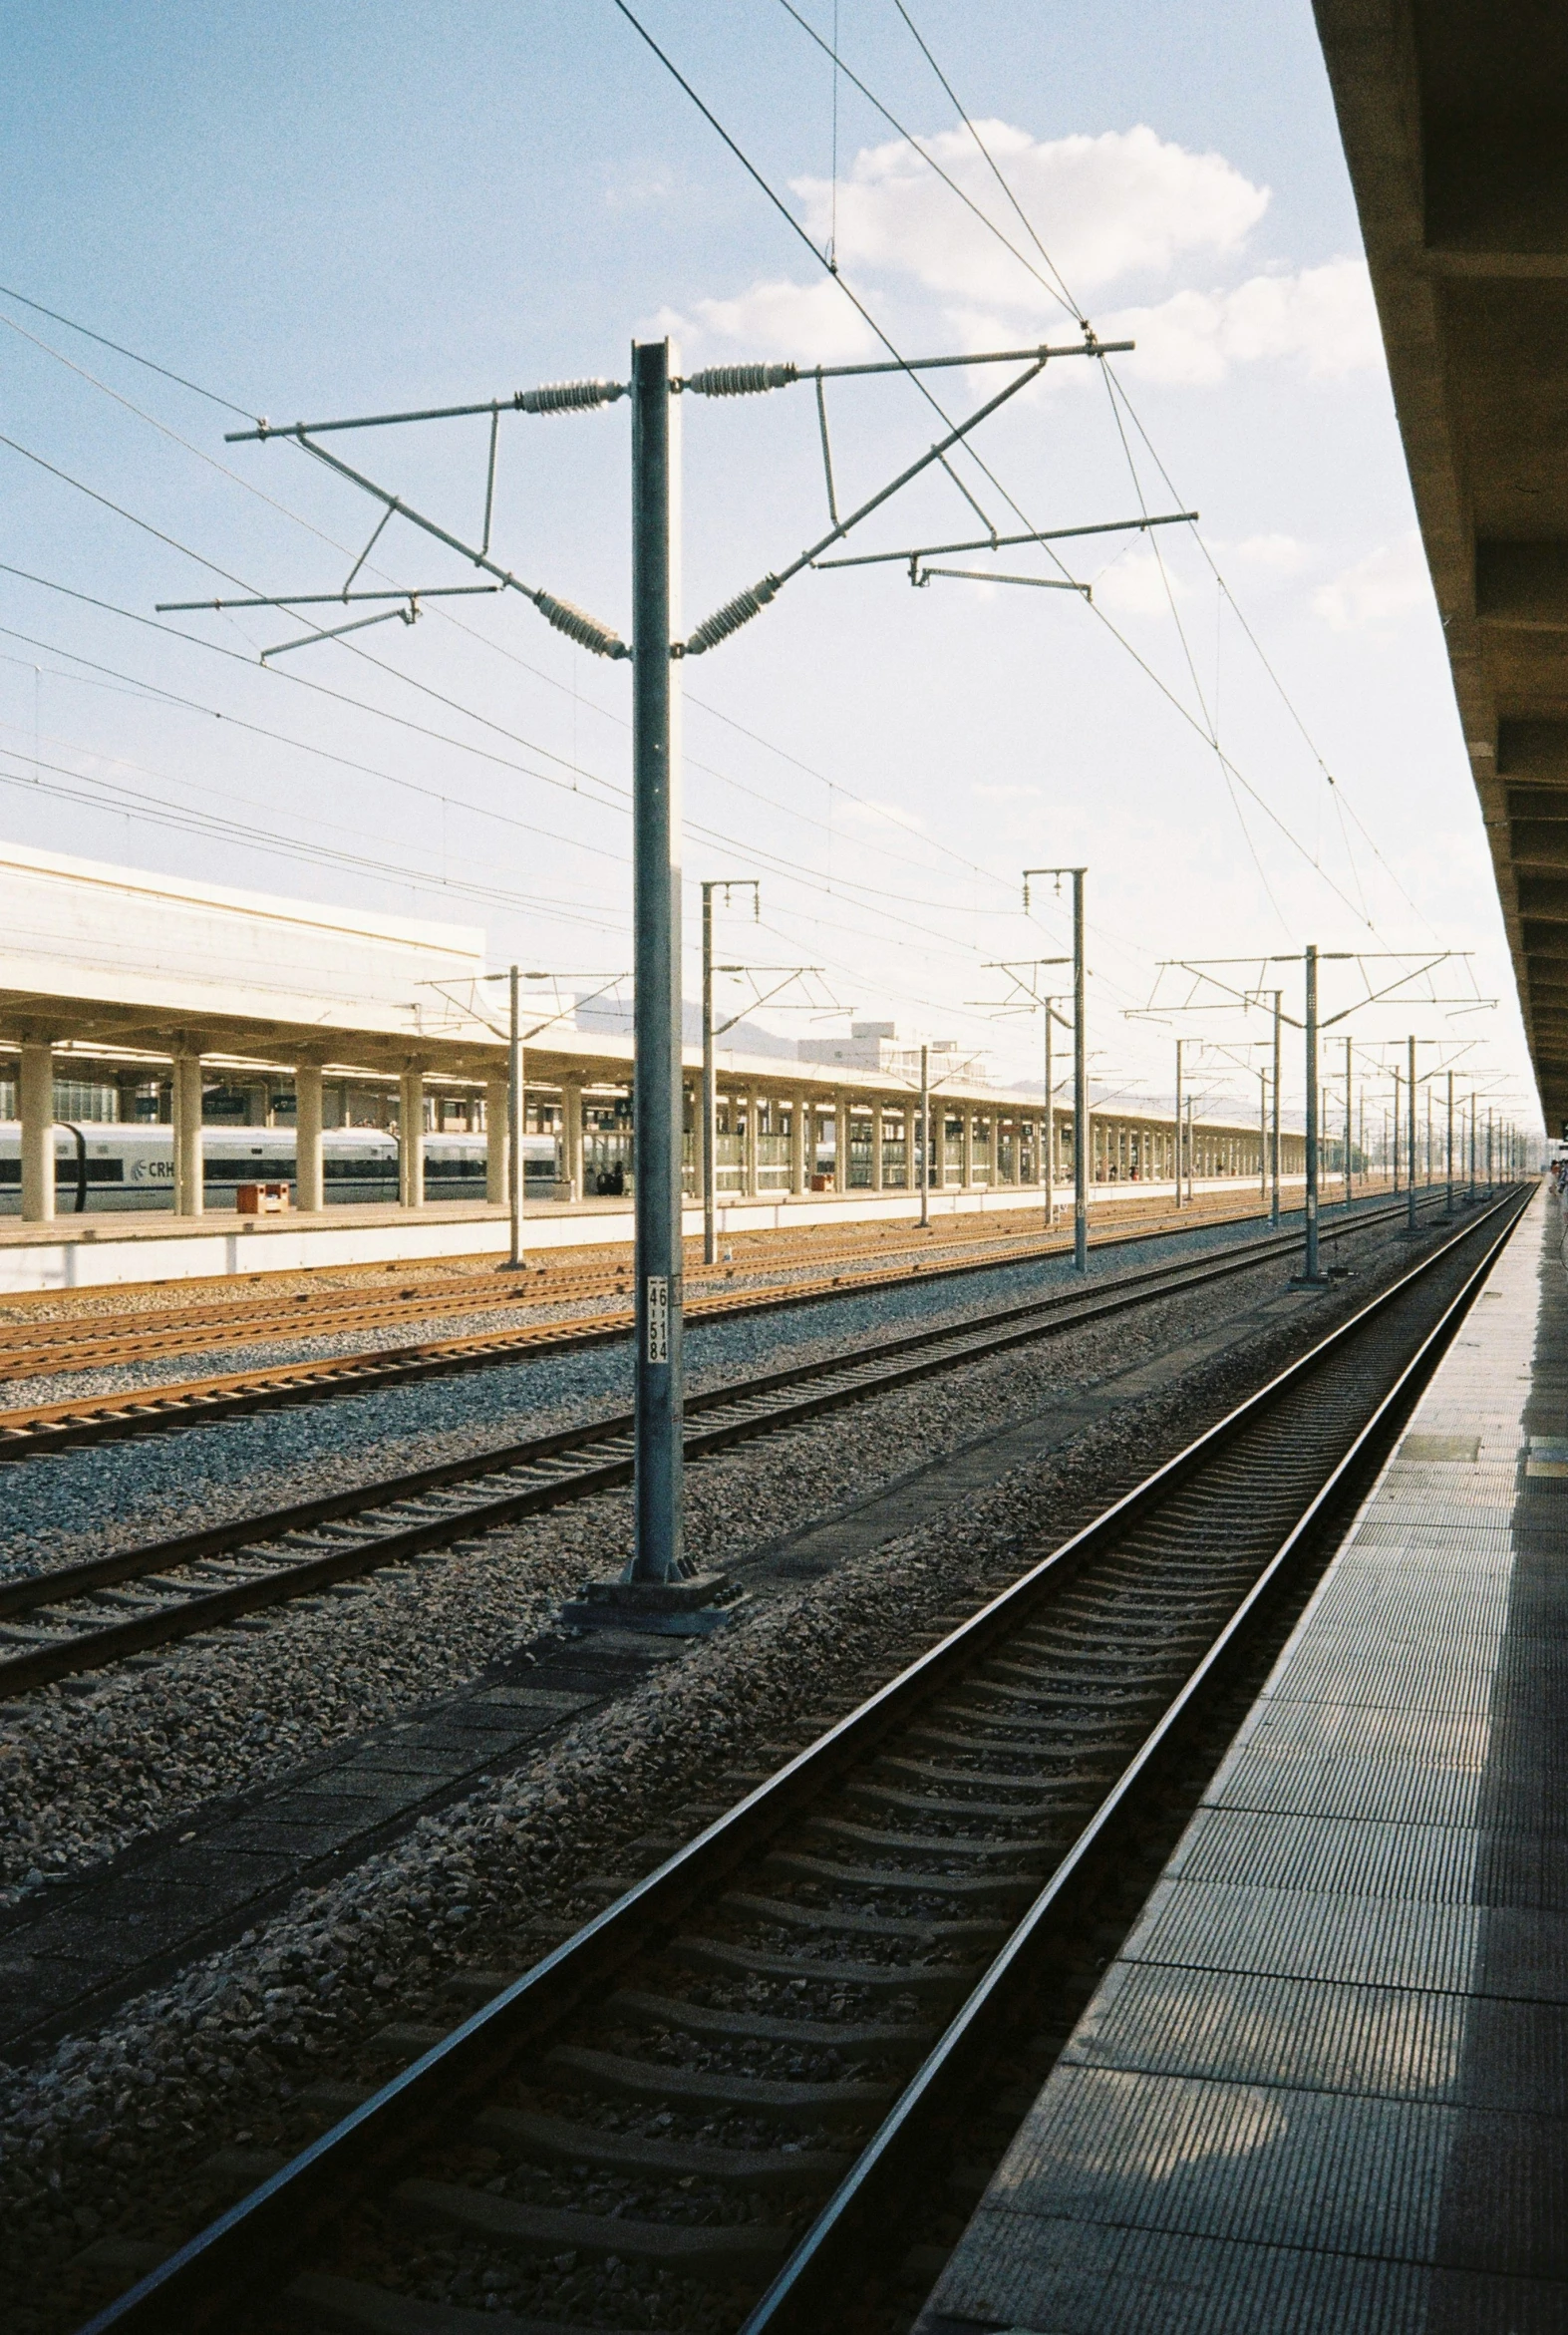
left=0, top=1202, right=1216, bottom=1381
left=0, top=1185, right=1411, bottom=1462
left=0, top=1181, right=1307, bottom=1378
left=0, top=1187, right=1449, bottom=1699
left=75, top=1183, right=1530, bottom=2335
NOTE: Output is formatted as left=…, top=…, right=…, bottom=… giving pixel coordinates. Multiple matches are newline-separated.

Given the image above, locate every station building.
left=0, top=840, right=1303, bottom=1285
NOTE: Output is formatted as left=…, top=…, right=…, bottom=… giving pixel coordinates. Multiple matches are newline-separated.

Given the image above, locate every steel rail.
left=0, top=1212, right=1118, bottom=1379
left=744, top=1189, right=1529, bottom=2331
left=0, top=1185, right=1431, bottom=1462
left=73, top=1185, right=1529, bottom=2335
left=0, top=1182, right=1393, bottom=1370
left=0, top=1189, right=1256, bottom=1370
left=0, top=1179, right=1331, bottom=1339
left=0, top=1190, right=1453, bottom=1697
left=0, top=1192, right=1222, bottom=1379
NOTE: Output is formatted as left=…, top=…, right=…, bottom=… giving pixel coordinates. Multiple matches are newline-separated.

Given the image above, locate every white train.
left=0, top=1124, right=561, bottom=1213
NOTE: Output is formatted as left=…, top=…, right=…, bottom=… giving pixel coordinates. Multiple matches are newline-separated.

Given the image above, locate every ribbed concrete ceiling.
left=1314, top=0, right=1568, bottom=1132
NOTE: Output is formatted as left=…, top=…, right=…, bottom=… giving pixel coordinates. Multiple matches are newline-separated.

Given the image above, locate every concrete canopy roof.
left=0, top=839, right=1063, bottom=1109
left=1314, top=0, right=1568, bottom=1132
left=0, top=843, right=1275, bottom=1133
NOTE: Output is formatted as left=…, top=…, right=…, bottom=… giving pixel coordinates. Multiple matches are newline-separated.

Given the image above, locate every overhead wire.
left=0, top=666, right=1020, bottom=1010
left=0, top=308, right=361, bottom=562
left=0, top=285, right=1050, bottom=918
left=0, top=292, right=1112, bottom=952
left=0, top=742, right=624, bottom=930
left=0, top=317, right=1279, bottom=1105
left=863, top=3, right=1416, bottom=936
left=0, top=279, right=252, bottom=417
left=617, top=0, right=1390, bottom=938
left=0, top=569, right=632, bottom=840
left=0, top=587, right=1015, bottom=976
left=0, top=242, right=1174, bottom=1051
left=768, top=0, right=1422, bottom=939
left=0, top=120, right=1439, bottom=969
left=0, top=423, right=658, bottom=810
left=1098, top=361, right=1371, bottom=929
left=1095, top=357, right=1292, bottom=933
left=0, top=643, right=628, bottom=869
left=775, top=0, right=1078, bottom=323
left=1097, top=362, right=1441, bottom=940
left=888, top=0, right=1083, bottom=317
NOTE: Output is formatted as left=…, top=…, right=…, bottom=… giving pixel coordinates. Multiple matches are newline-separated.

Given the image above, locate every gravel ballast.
left=0, top=1203, right=1492, bottom=2334
left=0, top=1190, right=1399, bottom=1590
left=0, top=1234, right=1303, bottom=1907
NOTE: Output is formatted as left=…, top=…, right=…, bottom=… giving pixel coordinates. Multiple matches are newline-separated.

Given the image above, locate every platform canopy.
left=1315, top=0, right=1568, bottom=1131
left=0, top=837, right=501, bottom=1072
left=0, top=838, right=1041, bottom=1107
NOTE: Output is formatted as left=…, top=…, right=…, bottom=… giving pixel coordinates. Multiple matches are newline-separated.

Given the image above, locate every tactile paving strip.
left=919, top=1188, right=1568, bottom=2332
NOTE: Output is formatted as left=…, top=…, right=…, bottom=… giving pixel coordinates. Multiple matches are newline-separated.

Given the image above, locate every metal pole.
left=1042, top=1003, right=1054, bottom=1229
left=1407, top=1034, right=1418, bottom=1236
left=1487, top=1106, right=1494, bottom=1195
left=1468, top=1092, right=1476, bottom=1199
left=1072, top=867, right=1088, bottom=1270
left=1303, top=942, right=1322, bottom=1281
left=919, top=1043, right=930, bottom=1230
left=629, top=336, right=684, bottom=1585
left=1344, top=1036, right=1353, bottom=1209
left=1271, top=991, right=1281, bottom=1227
left=1259, top=1067, right=1267, bottom=1204
left=507, top=963, right=523, bottom=1269
left=1445, top=1071, right=1454, bottom=1214
left=1173, top=1038, right=1183, bottom=1211
left=702, top=885, right=717, bottom=1267
left=1393, top=1065, right=1402, bottom=1195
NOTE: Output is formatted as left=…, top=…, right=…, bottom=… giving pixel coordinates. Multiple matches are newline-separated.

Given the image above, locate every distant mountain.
left=573, top=996, right=801, bottom=1060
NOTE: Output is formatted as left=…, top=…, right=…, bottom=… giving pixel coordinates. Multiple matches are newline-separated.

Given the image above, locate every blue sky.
left=0, top=1, right=1531, bottom=1130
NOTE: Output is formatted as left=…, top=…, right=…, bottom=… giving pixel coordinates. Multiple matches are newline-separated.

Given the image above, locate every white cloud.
left=973, top=782, right=1042, bottom=802
left=1109, top=258, right=1381, bottom=384
left=603, top=174, right=674, bottom=213
left=655, top=277, right=876, bottom=365
left=792, top=123, right=1268, bottom=312
left=1092, top=547, right=1189, bottom=618
left=1229, top=532, right=1310, bottom=574
left=1313, top=532, right=1432, bottom=631
left=671, top=132, right=1371, bottom=391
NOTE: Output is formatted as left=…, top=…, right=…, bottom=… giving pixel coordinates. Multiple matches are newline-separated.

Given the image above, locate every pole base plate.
left=561, top=1571, right=746, bottom=1636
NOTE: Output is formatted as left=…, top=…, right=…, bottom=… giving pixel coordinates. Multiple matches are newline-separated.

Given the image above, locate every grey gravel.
left=0, top=1193, right=1373, bottom=1590
left=0, top=1200, right=1422, bottom=1912
left=0, top=1195, right=1454, bottom=2333
left=0, top=1202, right=1446, bottom=2335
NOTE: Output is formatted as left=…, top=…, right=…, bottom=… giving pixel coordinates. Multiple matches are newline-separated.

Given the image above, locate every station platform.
left=0, top=1172, right=1307, bottom=1294
left=918, top=1184, right=1568, bottom=2334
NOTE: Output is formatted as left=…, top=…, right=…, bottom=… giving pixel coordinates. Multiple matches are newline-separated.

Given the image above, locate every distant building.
left=799, top=1024, right=978, bottom=1081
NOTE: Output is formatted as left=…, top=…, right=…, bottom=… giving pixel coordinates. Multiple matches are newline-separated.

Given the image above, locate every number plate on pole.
left=646, top=1274, right=670, bottom=1364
